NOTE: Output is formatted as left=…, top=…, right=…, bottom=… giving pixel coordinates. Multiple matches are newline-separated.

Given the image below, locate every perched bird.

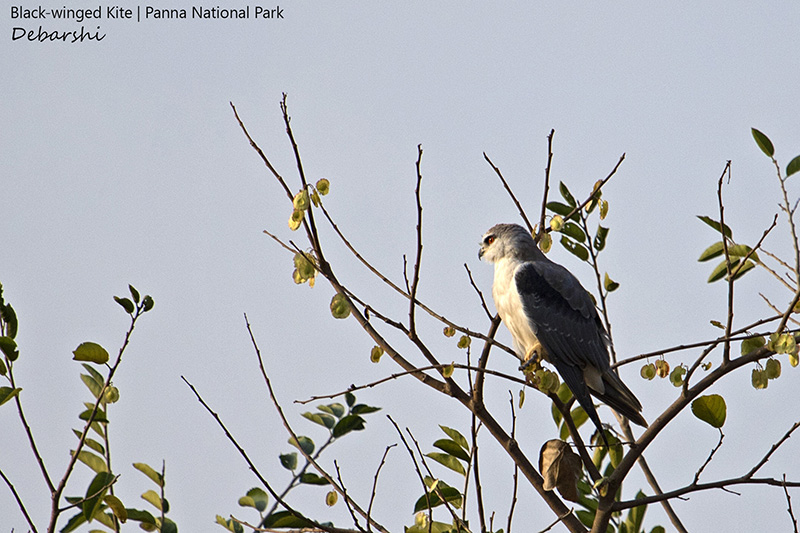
left=479, top=223, right=647, bottom=438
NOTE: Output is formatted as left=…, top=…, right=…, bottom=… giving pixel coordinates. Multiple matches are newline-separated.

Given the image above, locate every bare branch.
left=506, top=393, right=519, bottom=533
left=408, top=145, right=425, bottom=337
left=484, top=152, right=535, bottom=234
left=244, top=316, right=391, bottom=533
left=182, top=375, right=322, bottom=531
left=0, top=468, right=39, bottom=533
left=537, top=130, right=556, bottom=240
left=785, top=474, right=799, bottom=533
left=746, top=421, right=800, bottom=479
left=464, top=263, right=494, bottom=320
left=694, top=430, right=725, bottom=485
left=367, top=445, right=395, bottom=533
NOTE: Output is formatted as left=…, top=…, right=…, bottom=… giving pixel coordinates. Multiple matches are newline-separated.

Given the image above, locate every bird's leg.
left=519, top=340, right=546, bottom=374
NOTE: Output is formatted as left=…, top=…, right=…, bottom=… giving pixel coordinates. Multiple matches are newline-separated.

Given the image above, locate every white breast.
left=492, top=257, right=540, bottom=360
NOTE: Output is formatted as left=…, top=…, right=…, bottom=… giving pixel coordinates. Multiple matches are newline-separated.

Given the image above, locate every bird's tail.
left=594, top=371, right=648, bottom=427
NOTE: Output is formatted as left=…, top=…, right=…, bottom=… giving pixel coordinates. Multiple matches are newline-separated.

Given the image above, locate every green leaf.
left=262, top=510, right=315, bottom=529
left=80, top=373, right=104, bottom=399
left=141, top=489, right=163, bottom=511
left=551, top=402, right=563, bottom=427
left=560, top=406, right=589, bottom=440
left=125, top=508, right=156, bottom=526
left=697, top=215, right=733, bottom=238
left=752, top=128, right=775, bottom=158
left=345, top=391, right=356, bottom=406
left=560, top=237, right=589, bottom=262
left=731, top=259, right=756, bottom=280
left=560, top=222, right=586, bottom=243
left=594, top=225, right=609, bottom=251
left=426, top=452, right=466, bottom=475
left=128, top=285, right=140, bottom=303
left=133, top=462, right=163, bottom=487
left=604, top=272, right=619, bottom=292
left=78, top=434, right=105, bottom=455
left=546, top=201, right=579, bottom=221
left=691, top=394, right=727, bottom=428
left=556, top=382, right=573, bottom=403
left=625, top=490, right=648, bottom=533
left=329, top=292, right=351, bottom=319
left=142, top=295, right=155, bottom=312
left=669, top=365, right=687, bottom=387
left=728, top=244, right=759, bottom=261
left=766, top=358, right=782, bottom=380
left=75, top=450, right=108, bottom=473
left=318, top=403, right=345, bottom=418
left=606, top=433, right=623, bottom=468
left=83, top=471, right=115, bottom=522
left=741, top=335, right=766, bottom=355
left=433, top=439, right=471, bottom=462
left=279, top=452, right=298, bottom=471
left=247, top=487, right=269, bottom=511
left=787, top=155, right=800, bottom=179
left=325, top=490, right=338, bottom=507
left=302, top=411, right=336, bottom=429
left=72, top=342, right=109, bottom=364
left=61, top=510, right=88, bottom=533
left=114, top=296, right=135, bottom=315
left=160, top=518, right=178, bottom=533
left=439, top=425, right=470, bottom=453
left=752, top=368, right=769, bottom=389
left=0, top=386, right=22, bottom=406
left=82, top=363, right=106, bottom=384
left=0, top=359, right=6, bottom=376
left=559, top=181, right=577, bottom=207
left=351, top=404, right=382, bottom=415
left=413, top=484, right=463, bottom=512
left=300, top=473, right=331, bottom=485
left=79, top=408, right=108, bottom=424
left=707, top=259, right=732, bottom=283
left=104, top=494, right=127, bottom=523
left=698, top=241, right=724, bottom=262
left=288, top=435, right=315, bottom=455
left=1, top=301, right=19, bottom=339
left=216, top=515, right=236, bottom=533
left=0, top=336, right=19, bottom=361
left=332, top=414, right=365, bottom=438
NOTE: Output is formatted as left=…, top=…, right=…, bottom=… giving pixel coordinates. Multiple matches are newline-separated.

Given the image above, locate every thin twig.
left=693, top=430, right=725, bottom=484
left=366, top=445, right=395, bottom=533
left=538, top=131, right=556, bottom=237
left=387, top=416, right=433, bottom=526
left=296, top=362, right=528, bottom=405
left=182, top=375, right=323, bottom=530
left=484, top=152, right=535, bottom=233
left=506, top=392, right=519, bottom=533
left=746, top=421, right=800, bottom=479
left=785, top=474, right=799, bottom=533
left=562, top=154, right=625, bottom=223
left=244, top=316, right=390, bottom=533
left=409, top=145, right=425, bottom=337
left=717, top=161, right=734, bottom=364
left=464, top=263, right=494, bottom=320
left=0, top=468, right=39, bottom=533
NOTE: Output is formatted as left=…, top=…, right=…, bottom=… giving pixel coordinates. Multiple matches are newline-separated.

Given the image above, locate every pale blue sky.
left=3, top=2, right=800, bottom=531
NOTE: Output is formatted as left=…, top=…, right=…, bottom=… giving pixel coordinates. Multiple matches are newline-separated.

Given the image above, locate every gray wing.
left=514, top=260, right=610, bottom=374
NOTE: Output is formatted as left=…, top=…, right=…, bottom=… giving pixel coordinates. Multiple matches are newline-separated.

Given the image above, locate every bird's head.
left=479, top=223, right=540, bottom=263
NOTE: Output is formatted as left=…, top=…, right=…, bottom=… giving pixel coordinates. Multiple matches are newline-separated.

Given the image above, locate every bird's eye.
left=485, top=235, right=495, bottom=245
